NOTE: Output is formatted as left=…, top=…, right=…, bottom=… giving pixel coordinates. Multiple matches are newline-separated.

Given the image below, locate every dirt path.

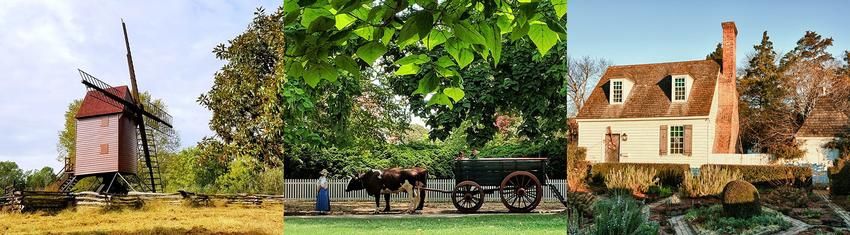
left=284, top=200, right=565, bottom=216
left=815, top=190, right=850, bottom=227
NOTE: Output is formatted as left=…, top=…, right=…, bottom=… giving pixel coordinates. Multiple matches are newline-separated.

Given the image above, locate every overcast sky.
left=0, top=0, right=280, bottom=171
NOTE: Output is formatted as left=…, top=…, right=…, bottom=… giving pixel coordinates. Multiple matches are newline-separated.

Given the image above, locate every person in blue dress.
left=316, top=169, right=331, bottom=214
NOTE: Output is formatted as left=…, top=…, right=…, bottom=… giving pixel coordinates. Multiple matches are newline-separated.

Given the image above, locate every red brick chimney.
left=713, top=21, right=740, bottom=153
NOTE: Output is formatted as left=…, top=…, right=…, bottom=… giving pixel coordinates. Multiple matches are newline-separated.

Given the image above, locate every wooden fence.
left=284, top=178, right=567, bottom=202
left=0, top=190, right=285, bottom=212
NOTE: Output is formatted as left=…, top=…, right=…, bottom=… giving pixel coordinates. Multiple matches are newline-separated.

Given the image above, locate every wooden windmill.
left=53, top=21, right=173, bottom=194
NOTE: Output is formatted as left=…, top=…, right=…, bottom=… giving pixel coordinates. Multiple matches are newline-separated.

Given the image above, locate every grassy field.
left=0, top=201, right=282, bottom=234
left=285, top=213, right=567, bottom=235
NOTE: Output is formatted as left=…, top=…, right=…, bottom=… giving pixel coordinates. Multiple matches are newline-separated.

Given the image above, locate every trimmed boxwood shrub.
left=590, top=163, right=689, bottom=188
left=701, top=164, right=812, bottom=188
left=829, top=158, right=850, bottom=195
left=721, top=180, right=761, bottom=218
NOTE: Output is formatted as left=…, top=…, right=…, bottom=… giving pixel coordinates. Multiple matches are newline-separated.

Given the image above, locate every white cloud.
left=0, top=0, right=280, bottom=171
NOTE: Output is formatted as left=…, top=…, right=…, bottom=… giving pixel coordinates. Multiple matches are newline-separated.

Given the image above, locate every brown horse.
left=345, top=167, right=427, bottom=213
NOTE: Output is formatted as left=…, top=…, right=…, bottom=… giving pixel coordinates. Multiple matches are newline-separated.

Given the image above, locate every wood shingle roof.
left=576, top=60, right=720, bottom=119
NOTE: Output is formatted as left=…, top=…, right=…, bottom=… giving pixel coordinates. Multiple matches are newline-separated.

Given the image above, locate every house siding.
left=577, top=117, right=712, bottom=168
left=117, top=113, right=137, bottom=174
left=75, top=114, right=120, bottom=176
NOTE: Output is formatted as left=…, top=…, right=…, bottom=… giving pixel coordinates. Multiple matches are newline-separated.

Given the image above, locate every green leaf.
left=353, top=26, right=375, bottom=40
left=285, top=60, right=304, bottom=78
left=414, top=73, right=440, bottom=94
left=552, top=0, right=567, bottom=18
left=427, top=93, right=453, bottom=109
left=436, top=56, right=455, bottom=68
left=355, top=42, right=387, bottom=66
left=452, top=22, right=486, bottom=46
left=395, top=64, right=420, bottom=76
left=435, top=66, right=459, bottom=77
left=397, top=11, right=434, bottom=48
left=350, top=5, right=370, bottom=20
left=424, top=29, right=448, bottom=50
left=304, top=62, right=338, bottom=87
left=302, top=8, right=333, bottom=29
left=443, top=87, right=465, bottom=102
left=527, top=21, right=559, bottom=55
left=284, top=0, right=299, bottom=13
left=481, top=23, right=502, bottom=65
left=510, top=22, right=529, bottom=41
left=381, top=28, right=395, bottom=45
left=457, top=48, right=474, bottom=69
left=497, top=14, right=513, bottom=34
left=395, top=54, right=430, bottom=65
left=335, top=55, right=360, bottom=79
left=335, top=13, right=357, bottom=30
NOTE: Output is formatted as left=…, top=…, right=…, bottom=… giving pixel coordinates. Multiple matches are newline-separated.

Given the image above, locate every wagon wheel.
left=499, top=171, right=543, bottom=213
left=452, top=180, right=484, bottom=213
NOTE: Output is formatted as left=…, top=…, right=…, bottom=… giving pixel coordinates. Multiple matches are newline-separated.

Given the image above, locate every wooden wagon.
left=433, top=158, right=558, bottom=213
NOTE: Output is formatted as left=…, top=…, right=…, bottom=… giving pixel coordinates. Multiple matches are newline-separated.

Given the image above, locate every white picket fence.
left=284, top=178, right=566, bottom=202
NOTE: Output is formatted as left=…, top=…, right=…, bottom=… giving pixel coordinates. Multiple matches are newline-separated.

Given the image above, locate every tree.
left=737, top=31, right=796, bottom=154
left=0, top=161, right=24, bottom=190
left=391, top=39, right=567, bottom=147
left=56, top=100, right=81, bottom=167
left=567, top=56, right=611, bottom=117
left=284, top=0, right=566, bottom=108
left=199, top=7, right=285, bottom=166
left=25, top=167, right=57, bottom=190
left=706, top=42, right=723, bottom=62
left=780, top=31, right=840, bottom=119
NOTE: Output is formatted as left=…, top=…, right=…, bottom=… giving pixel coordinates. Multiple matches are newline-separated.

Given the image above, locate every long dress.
left=315, top=176, right=330, bottom=212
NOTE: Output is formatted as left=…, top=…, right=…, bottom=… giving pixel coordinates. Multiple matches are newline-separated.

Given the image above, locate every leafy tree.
left=706, top=42, right=723, bottom=62
left=780, top=31, right=839, bottom=119
left=391, top=39, right=567, bottom=147
left=284, top=0, right=566, bottom=108
left=199, top=7, right=285, bottom=166
left=56, top=100, right=81, bottom=165
left=25, top=167, right=57, bottom=190
left=161, top=147, right=200, bottom=192
left=0, top=161, right=24, bottom=190
left=737, top=31, right=796, bottom=155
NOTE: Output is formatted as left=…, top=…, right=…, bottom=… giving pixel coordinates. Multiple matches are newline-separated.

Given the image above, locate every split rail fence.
left=1, top=190, right=284, bottom=212
left=284, top=178, right=567, bottom=202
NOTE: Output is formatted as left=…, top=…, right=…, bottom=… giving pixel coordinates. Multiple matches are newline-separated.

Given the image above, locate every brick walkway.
left=814, top=190, right=850, bottom=227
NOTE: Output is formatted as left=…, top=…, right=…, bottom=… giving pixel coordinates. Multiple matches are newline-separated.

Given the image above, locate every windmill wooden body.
left=53, top=21, right=173, bottom=194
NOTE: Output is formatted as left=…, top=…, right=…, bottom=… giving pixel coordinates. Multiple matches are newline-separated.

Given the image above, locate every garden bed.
left=761, top=187, right=846, bottom=227
left=684, top=205, right=791, bottom=235
left=832, top=194, right=850, bottom=212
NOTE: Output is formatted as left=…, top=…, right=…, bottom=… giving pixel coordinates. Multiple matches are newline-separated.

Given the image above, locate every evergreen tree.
left=706, top=43, right=722, bottom=62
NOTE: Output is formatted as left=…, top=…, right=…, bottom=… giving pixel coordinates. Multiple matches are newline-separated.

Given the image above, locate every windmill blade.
left=78, top=69, right=126, bottom=110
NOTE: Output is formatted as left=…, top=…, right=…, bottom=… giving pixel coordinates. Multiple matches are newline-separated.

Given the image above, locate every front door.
left=605, top=134, right=621, bottom=163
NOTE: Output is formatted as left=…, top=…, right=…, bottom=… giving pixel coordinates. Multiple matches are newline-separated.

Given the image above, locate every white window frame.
left=669, top=125, right=684, bottom=155
left=611, top=80, right=624, bottom=104
left=672, top=75, right=687, bottom=102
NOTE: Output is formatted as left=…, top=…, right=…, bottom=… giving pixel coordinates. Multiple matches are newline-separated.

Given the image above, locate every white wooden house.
left=574, top=22, right=763, bottom=168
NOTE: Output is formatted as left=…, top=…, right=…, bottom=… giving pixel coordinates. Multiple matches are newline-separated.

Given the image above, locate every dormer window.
left=671, top=75, right=690, bottom=102
left=612, top=80, right=623, bottom=103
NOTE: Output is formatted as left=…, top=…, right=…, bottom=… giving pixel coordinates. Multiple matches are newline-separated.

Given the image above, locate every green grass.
left=285, top=214, right=566, bottom=235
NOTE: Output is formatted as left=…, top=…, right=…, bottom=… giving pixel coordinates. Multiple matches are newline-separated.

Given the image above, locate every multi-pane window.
left=612, top=80, right=623, bottom=103
left=674, top=77, right=686, bottom=101
left=669, top=126, right=684, bottom=154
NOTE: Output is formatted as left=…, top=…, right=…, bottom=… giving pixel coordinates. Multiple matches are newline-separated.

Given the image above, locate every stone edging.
left=814, top=190, right=850, bottom=227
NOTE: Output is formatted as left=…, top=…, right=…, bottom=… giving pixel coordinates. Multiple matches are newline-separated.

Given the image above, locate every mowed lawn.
left=0, top=202, right=283, bottom=234
left=285, top=213, right=566, bottom=235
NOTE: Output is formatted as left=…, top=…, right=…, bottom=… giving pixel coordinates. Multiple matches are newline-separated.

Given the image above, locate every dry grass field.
left=0, top=201, right=283, bottom=234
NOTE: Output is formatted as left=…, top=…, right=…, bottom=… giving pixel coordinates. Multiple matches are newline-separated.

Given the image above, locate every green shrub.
left=682, top=165, right=742, bottom=198
left=591, top=163, right=689, bottom=187
left=722, top=180, right=762, bottom=218
left=605, top=165, right=658, bottom=196
left=257, top=167, right=283, bottom=194
left=829, top=157, right=850, bottom=195
left=701, top=164, right=812, bottom=188
left=685, top=205, right=790, bottom=235
left=585, top=194, right=659, bottom=235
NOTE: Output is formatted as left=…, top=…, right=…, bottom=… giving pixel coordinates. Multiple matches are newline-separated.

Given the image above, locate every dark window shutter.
left=684, top=125, right=693, bottom=156
left=659, top=125, right=668, bottom=156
